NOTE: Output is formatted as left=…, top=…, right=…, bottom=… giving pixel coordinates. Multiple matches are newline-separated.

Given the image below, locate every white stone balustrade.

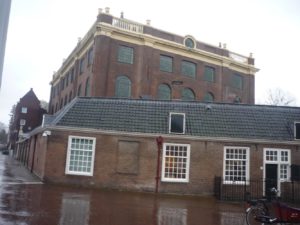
left=229, top=52, right=248, bottom=63
left=112, top=17, right=143, bottom=34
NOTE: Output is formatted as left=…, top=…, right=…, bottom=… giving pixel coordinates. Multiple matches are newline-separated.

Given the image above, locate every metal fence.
left=214, top=176, right=300, bottom=203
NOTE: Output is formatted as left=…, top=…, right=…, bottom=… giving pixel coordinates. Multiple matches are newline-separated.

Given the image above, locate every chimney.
left=120, top=11, right=124, bottom=18
left=98, top=8, right=103, bottom=14
left=105, top=7, right=110, bottom=14
left=146, top=19, right=151, bottom=26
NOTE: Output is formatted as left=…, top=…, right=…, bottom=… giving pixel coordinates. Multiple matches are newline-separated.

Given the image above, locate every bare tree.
left=265, top=88, right=295, bottom=106
left=40, top=100, right=49, bottom=112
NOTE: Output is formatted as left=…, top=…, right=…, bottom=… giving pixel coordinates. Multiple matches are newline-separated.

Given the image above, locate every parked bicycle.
left=245, top=188, right=300, bottom=224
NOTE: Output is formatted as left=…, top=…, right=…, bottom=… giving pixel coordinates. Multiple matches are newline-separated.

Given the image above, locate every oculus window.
left=169, top=113, right=185, bottom=134
left=118, top=46, right=134, bottom=64
left=160, top=55, right=173, bottom=73
left=184, top=37, right=195, bottom=49
left=161, top=143, right=190, bottom=183
left=65, top=136, right=96, bottom=176
left=181, top=61, right=196, bottom=78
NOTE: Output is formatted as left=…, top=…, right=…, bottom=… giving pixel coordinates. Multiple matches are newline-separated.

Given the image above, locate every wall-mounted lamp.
left=42, top=130, right=51, bottom=137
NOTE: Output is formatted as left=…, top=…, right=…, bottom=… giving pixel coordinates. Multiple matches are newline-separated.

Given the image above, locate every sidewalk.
left=0, top=153, right=42, bottom=184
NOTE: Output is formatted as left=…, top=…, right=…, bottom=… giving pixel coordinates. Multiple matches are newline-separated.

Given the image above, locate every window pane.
left=162, top=144, right=190, bottom=182
left=115, top=76, right=131, bottom=98
left=184, top=38, right=195, bottom=48
left=160, top=55, right=173, bottom=73
left=170, top=114, right=185, bottom=134
left=67, top=136, right=95, bottom=176
left=182, top=88, right=195, bottom=101
left=231, top=74, right=243, bottom=89
left=204, top=66, right=215, bottom=82
left=158, top=84, right=171, bottom=100
left=181, top=61, right=196, bottom=78
left=118, top=46, right=133, bottom=64
left=85, top=78, right=90, bottom=97
left=224, top=147, right=248, bottom=183
left=204, top=92, right=214, bottom=102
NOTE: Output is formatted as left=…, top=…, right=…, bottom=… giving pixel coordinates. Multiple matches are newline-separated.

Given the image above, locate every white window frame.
left=161, top=143, right=190, bottom=183
left=65, top=136, right=96, bottom=176
left=223, top=146, right=250, bottom=185
left=169, top=112, right=186, bottom=134
left=263, top=148, right=291, bottom=182
left=20, top=119, right=26, bottom=126
left=21, top=107, right=27, bottom=113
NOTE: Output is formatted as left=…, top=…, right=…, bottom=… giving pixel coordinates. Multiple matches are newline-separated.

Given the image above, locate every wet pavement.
left=0, top=153, right=247, bottom=225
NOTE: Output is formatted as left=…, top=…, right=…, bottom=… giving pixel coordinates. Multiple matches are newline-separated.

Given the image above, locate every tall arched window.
left=182, top=88, right=195, bottom=101
left=85, top=78, right=91, bottom=97
left=77, top=84, right=82, bottom=97
left=158, top=84, right=171, bottom=100
left=115, top=75, right=131, bottom=98
left=204, top=92, right=214, bottom=102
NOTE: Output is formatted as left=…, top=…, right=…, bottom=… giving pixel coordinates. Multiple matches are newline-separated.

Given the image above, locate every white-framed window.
left=264, top=148, right=291, bottom=181
left=21, top=107, right=27, bottom=113
left=20, top=119, right=26, bottom=126
left=161, top=143, right=190, bottom=183
left=65, top=136, right=96, bottom=176
left=223, top=146, right=249, bottom=184
left=169, top=112, right=185, bottom=134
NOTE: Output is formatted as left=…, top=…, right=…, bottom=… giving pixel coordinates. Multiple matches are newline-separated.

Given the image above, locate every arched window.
left=77, top=84, right=82, bottom=97
left=69, top=91, right=73, bottom=102
left=158, top=84, right=171, bottom=100
left=115, top=76, right=131, bottom=98
left=85, top=78, right=91, bottom=97
left=204, top=92, right=214, bottom=102
left=182, top=88, right=195, bottom=101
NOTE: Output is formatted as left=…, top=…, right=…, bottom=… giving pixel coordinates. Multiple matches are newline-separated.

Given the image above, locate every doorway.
left=265, top=164, right=278, bottom=198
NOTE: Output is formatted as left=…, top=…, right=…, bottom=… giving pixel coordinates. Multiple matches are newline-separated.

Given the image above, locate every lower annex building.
left=15, top=98, right=300, bottom=198
left=48, top=8, right=258, bottom=115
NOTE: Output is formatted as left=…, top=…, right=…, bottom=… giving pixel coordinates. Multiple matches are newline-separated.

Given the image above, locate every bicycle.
left=245, top=188, right=300, bottom=224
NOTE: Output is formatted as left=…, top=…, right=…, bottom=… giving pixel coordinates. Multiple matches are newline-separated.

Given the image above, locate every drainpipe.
left=155, top=136, right=163, bottom=193
left=31, top=135, right=38, bottom=173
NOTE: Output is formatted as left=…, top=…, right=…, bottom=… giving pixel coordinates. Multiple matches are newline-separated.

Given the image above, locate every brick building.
left=8, top=89, right=46, bottom=149
left=48, top=8, right=258, bottom=114
left=16, top=98, right=300, bottom=197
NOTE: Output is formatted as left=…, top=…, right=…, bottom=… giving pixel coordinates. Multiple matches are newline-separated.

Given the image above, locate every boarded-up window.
left=160, top=55, right=173, bottom=73
left=117, top=141, right=139, bottom=174
left=181, top=60, right=196, bottom=78
left=118, top=46, right=134, bottom=64
left=115, top=76, right=131, bottom=98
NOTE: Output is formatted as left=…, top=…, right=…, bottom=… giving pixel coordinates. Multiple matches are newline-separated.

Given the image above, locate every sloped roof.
left=47, top=97, right=300, bottom=142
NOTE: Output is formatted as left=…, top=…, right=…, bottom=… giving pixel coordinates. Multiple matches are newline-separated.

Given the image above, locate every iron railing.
left=214, top=176, right=300, bottom=203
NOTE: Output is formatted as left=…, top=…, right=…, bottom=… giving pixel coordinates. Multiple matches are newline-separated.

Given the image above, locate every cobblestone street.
left=0, top=154, right=246, bottom=225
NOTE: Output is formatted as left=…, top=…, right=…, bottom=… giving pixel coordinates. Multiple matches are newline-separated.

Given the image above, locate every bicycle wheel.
left=246, top=207, right=267, bottom=225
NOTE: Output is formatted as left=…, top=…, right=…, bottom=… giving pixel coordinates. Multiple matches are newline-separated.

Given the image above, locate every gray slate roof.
left=47, top=97, right=300, bottom=141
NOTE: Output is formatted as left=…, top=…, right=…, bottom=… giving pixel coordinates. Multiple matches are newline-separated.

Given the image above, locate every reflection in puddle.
left=59, top=193, right=90, bottom=225
left=219, top=212, right=245, bottom=225
left=158, top=207, right=187, bottom=225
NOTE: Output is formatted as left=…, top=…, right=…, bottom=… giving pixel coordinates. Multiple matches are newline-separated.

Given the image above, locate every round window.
left=184, top=38, right=195, bottom=48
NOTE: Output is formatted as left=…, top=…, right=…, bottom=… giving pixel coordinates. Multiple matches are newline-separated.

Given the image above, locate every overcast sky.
left=1, top=0, right=300, bottom=127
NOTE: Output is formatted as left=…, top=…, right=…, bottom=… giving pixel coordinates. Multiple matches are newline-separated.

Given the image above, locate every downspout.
left=31, top=135, right=38, bottom=173
left=155, top=136, right=163, bottom=193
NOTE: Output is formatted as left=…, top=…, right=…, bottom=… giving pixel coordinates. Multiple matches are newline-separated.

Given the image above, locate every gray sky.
left=1, top=0, right=300, bottom=127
